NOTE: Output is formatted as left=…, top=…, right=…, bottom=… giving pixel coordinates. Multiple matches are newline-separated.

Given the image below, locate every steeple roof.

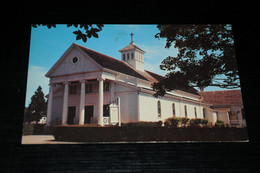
left=119, top=43, right=146, bottom=53
left=119, top=33, right=145, bottom=53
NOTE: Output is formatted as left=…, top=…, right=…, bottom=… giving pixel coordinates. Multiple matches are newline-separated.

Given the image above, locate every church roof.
left=75, top=43, right=199, bottom=96
left=199, top=90, right=243, bottom=108
left=119, top=43, right=146, bottom=53
left=76, top=44, right=148, bottom=80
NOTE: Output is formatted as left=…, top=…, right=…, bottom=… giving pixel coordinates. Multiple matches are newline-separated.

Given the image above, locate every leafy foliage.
left=32, top=24, right=104, bottom=43
left=24, top=86, right=47, bottom=123
left=165, top=117, right=181, bottom=128
left=215, top=120, right=225, bottom=128
left=153, top=24, right=239, bottom=95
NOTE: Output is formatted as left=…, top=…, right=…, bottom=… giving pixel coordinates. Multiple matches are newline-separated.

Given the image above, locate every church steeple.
left=119, top=33, right=146, bottom=72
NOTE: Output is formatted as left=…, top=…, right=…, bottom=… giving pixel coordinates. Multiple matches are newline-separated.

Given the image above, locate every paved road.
left=21, top=135, right=83, bottom=144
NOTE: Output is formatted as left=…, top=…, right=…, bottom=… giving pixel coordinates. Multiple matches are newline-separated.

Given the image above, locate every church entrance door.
left=85, top=106, right=94, bottom=124
left=67, top=106, right=76, bottom=125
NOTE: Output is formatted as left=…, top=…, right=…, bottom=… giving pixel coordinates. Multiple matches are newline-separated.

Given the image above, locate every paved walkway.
left=21, top=135, right=83, bottom=144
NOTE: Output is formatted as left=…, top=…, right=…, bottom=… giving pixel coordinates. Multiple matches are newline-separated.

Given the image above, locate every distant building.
left=199, top=90, right=246, bottom=127
left=45, top=35, right=245, bottom=127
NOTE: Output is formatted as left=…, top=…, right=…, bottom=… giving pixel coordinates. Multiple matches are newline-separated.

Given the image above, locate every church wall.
left=138, top=92, right=205, bottom=122
left=217, top=111, right=230, bottom=125
left=203, top=108, right=217, bottom=125
left=117, top=92, right=138, bottom=123
left=135, top=60, right=144, bottom=72
left=178, top=100, right=204, bottom=119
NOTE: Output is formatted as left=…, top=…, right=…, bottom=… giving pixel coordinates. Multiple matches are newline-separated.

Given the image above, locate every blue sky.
left=25, top=24, right=237, bottom=106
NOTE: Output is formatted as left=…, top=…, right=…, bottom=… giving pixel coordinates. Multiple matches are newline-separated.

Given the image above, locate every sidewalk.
left=21, top=135, right=83, bottom=144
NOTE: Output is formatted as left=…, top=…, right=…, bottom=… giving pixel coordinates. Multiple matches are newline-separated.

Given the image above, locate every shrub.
left=157, top=121, right=163, bottom=127
left=200, top=119, right=209, bottom=127
left=22, top=124, right=46, bottom=135
left=189, top=118, right=202, bottom=127
left=215, top=120, right=225, bottom=128
left=180, top=118, right=190, bottom=127
left=164, top=121, right=170, bottom=128
left=23, top=123, right=35, bottom=135
left=164, top=117, right=181, bottom=128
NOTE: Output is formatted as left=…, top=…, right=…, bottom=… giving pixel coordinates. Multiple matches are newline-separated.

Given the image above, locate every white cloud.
left=138, top=40, right=179, bottom=60
left=25, top=65, right=49, bottom=107
left=31, top=66, right=45, bottom=70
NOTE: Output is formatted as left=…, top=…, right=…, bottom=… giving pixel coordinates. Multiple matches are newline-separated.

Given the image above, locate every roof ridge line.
left=74, top=43, right=124, bottom=63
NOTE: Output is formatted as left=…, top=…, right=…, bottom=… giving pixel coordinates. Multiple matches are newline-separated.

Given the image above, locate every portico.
left=46, top=75, right=113, bottom=126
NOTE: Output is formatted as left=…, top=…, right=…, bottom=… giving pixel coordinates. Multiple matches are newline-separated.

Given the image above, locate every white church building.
left=45, top=36, right=245, bottom=127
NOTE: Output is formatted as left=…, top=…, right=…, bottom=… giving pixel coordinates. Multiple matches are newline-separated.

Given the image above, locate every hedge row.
left=52, top=126, right=248, bottom=142
left=164, top=117, right=225, bottom=128
left=120, top=118, right=224, bottom=128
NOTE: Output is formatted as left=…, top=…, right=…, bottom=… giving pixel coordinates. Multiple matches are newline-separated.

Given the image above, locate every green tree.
left=32, top=24, right=104, bottom=43
left=24, top=86, right=47, bottom=124
left=153, top=24, right=239, bottom=96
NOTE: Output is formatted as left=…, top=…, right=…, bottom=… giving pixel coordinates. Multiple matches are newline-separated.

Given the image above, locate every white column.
left=46, top=83, right=54, bottom=126
left=79, top=80, right=85, bottom=125
left=62, top=82, right=69, bottom=125
left=98, top=77, right=104, bottom=126
left=117, top=97, right=121, bottom=127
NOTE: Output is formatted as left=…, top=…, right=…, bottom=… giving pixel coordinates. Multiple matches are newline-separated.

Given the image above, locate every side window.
left=85, top=84, right=93, bottom=93
left=194, top=107, right=197, bottom=118
left=131, top=52, right=134, bottom=59
left=127, top=53, right=130, bottom=60
left=203, top=108, right=206, bottom=119
left=103, top=104, right=110, bottom=117
left=184, top=105, right=187, bottom=118
left=157, top=101, right=161, bottom=117
left=123, top=54, right=126, bottom=61
left=172, top=103, right=176, bottom=117
left=104, top=82, right=110, bottom=92
left=69, top=85, right=77, bottom=95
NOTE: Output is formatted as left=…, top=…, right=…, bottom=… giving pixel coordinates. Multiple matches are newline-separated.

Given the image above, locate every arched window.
left=172, top=103, right=176, bottom=117
left=194, top=107, right=197, bottom=118
left=157, top=101, right=161, bottom=117
left=131, top=52, right=134, bottom=59
left=203, top=108, right=206, bottom=119
left=184, top=105, right=187, bottom=118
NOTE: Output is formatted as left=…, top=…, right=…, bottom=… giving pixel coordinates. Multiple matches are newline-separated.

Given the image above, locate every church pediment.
left=45, top=43, right=102, bottom=77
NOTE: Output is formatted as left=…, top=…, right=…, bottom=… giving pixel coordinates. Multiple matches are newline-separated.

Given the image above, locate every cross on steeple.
left=130, top=32, right=134, bottom=44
